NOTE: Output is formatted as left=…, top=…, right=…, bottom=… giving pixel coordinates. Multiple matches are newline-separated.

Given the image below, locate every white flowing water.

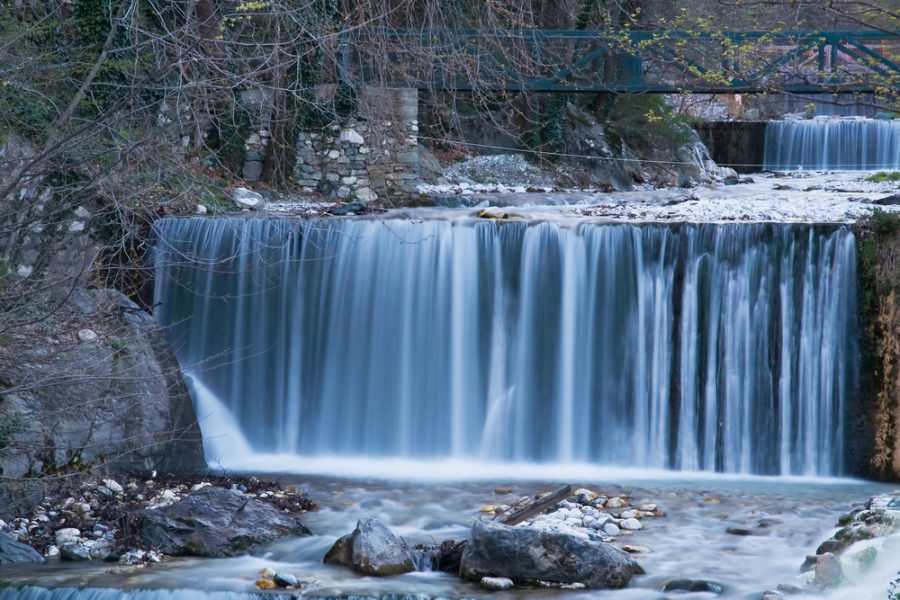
left=763, top=118, right=900, bottom=171
left=153, top=216, right=858, bottom=477
left=1, top=478, right=896, bottom=599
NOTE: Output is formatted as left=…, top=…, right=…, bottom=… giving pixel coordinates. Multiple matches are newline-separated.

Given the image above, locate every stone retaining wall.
left=293, top=87, right=441, bottom=203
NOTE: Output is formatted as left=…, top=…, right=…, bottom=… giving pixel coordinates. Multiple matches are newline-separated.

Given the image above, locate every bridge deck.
left=335, top=29, right=900, bottom=94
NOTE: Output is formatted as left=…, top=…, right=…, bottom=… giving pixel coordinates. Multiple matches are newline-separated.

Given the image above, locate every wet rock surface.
left=134, top=485, right=311, bottom=557
left=0, top=532, right=43, bottom=564
left=460, top=519, right=644, bottom=589
left=324, top=517, right=415, bottom=576
left=0, top=474, right=314, bottom=563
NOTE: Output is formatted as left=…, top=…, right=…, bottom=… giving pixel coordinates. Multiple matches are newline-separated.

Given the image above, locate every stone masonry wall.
left=293, top=87, right=441, bottom=203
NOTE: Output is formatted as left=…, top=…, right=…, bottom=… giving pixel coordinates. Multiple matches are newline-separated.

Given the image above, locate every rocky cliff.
left=853, top=214, right=900, bottom=481
left=0, top=286, right=204, bottom=509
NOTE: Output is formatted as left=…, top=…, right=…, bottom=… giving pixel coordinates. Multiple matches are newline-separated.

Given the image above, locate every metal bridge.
left=337, top=29, right=900, bottom=94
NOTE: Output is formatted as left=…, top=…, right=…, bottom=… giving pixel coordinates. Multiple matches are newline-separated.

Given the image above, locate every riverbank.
left=1, top=476, right=896, bottom=599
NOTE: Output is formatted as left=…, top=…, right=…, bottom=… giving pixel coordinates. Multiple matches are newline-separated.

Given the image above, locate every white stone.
left=191, top=482, right=212, bottom=492
left=639, top=504, right=657, bottom=512
left=481, top=576, right=514, bottom=591
left=77, top=329, right=98, bottom=342
left=73, top=206, right=90, bottom=218
left=603, top=523, right=620, bottom=536
left=195, top=204, right=208, bottom=215
left=17, top=265, right=32, bottom=278
left=46, top=545, right=59, bottom=558
left=339, top=129, right=365, bottom=145
left=72, top=502, right=91, bottom=516
left=102, top=479, right=123, bottom=494
left=160, top=489, right=177, bottom=502
left=336, top=186, right=351, bottom=199
left=605, top=497, right=626, bottom=508
left=55, top=528, right=81, bottom=546
left=620, top=509, right=640, bottom=519
left=341, top=176, right=357, bottom=185
left=356, top=188, right=378, bottom=204
left=232, top=188, right=265, bottom=210
left=359, top=147, right=370, bottom=154
left=327, top=149, right=341, bottom=159
left=619, top=518, right=643, bottom=530
left=68, top=220, right=85, bottom=233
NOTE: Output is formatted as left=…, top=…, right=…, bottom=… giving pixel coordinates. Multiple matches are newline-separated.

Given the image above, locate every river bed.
left=1, top=473, right=897, bottom=599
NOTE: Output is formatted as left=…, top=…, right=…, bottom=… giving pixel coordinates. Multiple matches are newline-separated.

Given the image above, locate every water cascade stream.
left=763, top=118, right=900, bottom=171
left=154, top=217, right=858, bottom=477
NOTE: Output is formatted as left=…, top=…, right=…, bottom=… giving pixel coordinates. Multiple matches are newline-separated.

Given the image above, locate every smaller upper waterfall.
left=763, top=118, right=899, bottom=171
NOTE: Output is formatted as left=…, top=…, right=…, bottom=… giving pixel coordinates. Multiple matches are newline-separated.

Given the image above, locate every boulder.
left=136, top=486, right=309, bottom=557
left=0, top=287, right=204, bottom=508
left=0, top=532, right=43, bottom=564
left=460, top=520, right=643, bottom=589
left=813, top=553, right=842, bottom=588
left=60, top=542, right=92, bottom=561
left=481, top=576, right=514, bottom=590
left=324, top=517, right=415, bottom=576
left=232, top=187, right=265, bottom=210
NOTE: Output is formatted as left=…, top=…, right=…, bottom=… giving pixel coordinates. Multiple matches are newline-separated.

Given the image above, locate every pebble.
left=479, top=504, right=496, bottom=514
left=101, top=479, right=123, bottom=495
left=481, top=576, right=514, bottom=591
left=273, top=572, right=300, bottom=588
left=55, top=528, right=81, bottom=546
left=258, top=567, right=276, bottom=578
left=60, top=543, right=91, bottom=561
left=606, top=497, right=626, bottom=508
left=46, top=545, right=59, bottom=558
left=603, top=523, right=621, bottom=536
left=573, top=488, right=598, bottom=500
left=119, top=549, right=146, bottom=565
left=639, top=504, right=657, bottom=512
left=191, top=482, right=212, bottom=492
left=255, top=579, right=277, bottom=590
left=620, top=509, right=640, bottom=519
left=623, top=544, right=652, bottom=553
left=494, top=486, right=513, bottom=495
left=620, top=518, right=643, bottom=531
left=77, top=329, right=98, bottom=342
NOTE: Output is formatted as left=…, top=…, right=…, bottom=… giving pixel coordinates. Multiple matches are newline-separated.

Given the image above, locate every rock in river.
left=135, top=486, right=309, bottom=557
left=324, top=517, right=415, bottom=576
left=460, top=520, right=643, bottom=589
left=0, top=533, right=43, bottom=564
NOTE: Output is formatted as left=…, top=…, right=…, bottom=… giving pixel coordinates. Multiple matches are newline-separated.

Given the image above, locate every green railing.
left=334, top=29, right=900, bottom=93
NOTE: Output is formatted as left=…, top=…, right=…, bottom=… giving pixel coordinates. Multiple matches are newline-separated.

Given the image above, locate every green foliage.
left=866, top=171, right=900, bottom=183
left=858, top=211, right=900, bottom=317
left=0, top=412, right=29, bottom=452
left=870, top=209, right=900, bottom=236
left=526, top=93, right=571, bottom=156
left=108, top=337, right=127, bottom=353
left=606, top=94, right=695, bottom=151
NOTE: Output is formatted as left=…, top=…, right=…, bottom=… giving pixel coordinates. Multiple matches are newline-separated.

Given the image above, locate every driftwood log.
left=499, top=485, right=572, bottom=526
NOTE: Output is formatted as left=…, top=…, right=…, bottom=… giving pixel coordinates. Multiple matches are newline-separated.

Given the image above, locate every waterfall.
left=154, top=217, right=858, bottom=477
left=763, top=118, right=900, bottom=171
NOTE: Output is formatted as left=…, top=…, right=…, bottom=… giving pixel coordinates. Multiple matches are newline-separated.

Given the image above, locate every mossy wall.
left=854, top=212, right=900, bottom=481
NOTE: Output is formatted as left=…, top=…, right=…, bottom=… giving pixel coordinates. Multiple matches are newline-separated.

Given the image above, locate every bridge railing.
left=329, top=29, right=900, bottom=94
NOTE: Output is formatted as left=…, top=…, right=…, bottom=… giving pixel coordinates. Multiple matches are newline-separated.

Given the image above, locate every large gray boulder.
left=324, top=517, right=415, bottom=576
left=0, top=288, right=204, bottom=504
left=460, top=520, right=643, bottom=589
left=136, top=486, right=310, bottom=557
left=0, top=533, right=43, bottom=564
